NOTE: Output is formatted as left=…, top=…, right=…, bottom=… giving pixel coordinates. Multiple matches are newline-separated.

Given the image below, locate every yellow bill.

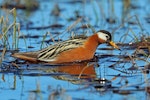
left=109, top=41, right=120, bottom=50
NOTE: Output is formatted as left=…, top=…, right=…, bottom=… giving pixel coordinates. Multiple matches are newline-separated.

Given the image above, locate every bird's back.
left=37, top=38, right=86, bottom=61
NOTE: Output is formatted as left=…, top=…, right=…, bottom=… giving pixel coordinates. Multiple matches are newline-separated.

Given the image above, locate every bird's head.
left=96, top=30, right=120, bottom=50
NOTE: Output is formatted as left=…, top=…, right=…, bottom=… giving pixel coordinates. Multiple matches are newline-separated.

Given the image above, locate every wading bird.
left=12, top=30, right=120, bottom=64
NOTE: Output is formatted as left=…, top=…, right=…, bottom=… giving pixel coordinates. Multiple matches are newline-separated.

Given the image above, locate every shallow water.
left=0, top=0, right=150, bottom=100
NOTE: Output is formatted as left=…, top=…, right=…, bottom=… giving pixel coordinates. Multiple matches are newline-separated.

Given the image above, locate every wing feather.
left=37, top=38, right=86, bottom=62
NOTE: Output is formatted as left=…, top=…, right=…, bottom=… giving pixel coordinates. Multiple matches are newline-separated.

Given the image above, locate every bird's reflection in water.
left=55, top=62, right=96, bottom=78
left=9, top=59, right=98, bottom=84
left=42, top=62, right=97, bottom=84
left=23, top=62, right=98, bottom=99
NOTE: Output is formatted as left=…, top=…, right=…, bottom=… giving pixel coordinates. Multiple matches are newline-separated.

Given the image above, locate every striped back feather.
left=37, top=38, right=86, bottom=61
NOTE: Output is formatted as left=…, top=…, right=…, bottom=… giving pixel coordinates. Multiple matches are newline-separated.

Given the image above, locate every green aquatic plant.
left=11, top=8, right=19, bottom=49
left=41, top=32, right=51, bottom=49
left=0, top=15, right=9, bottom=48
left=0, top=8, right=28, bottom=64
left=0, top=8, right=20, bottom=50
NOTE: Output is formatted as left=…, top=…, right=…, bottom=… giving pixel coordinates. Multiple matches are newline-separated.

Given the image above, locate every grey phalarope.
left=12, top=30, right=120, bottom=64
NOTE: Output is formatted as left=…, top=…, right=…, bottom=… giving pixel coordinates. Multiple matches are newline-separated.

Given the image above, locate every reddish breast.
left=50, top=34, right=100, bottom=64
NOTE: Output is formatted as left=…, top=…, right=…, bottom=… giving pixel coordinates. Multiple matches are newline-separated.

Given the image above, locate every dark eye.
left=106, top=35, right=109, bottom=39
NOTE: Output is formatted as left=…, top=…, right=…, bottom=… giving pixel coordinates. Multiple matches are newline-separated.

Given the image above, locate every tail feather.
left=12, top=52, right=38, bottom=62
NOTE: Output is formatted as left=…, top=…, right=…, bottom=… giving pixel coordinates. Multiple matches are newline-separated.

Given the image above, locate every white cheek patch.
left=97, top=32, right=107, bottom=41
